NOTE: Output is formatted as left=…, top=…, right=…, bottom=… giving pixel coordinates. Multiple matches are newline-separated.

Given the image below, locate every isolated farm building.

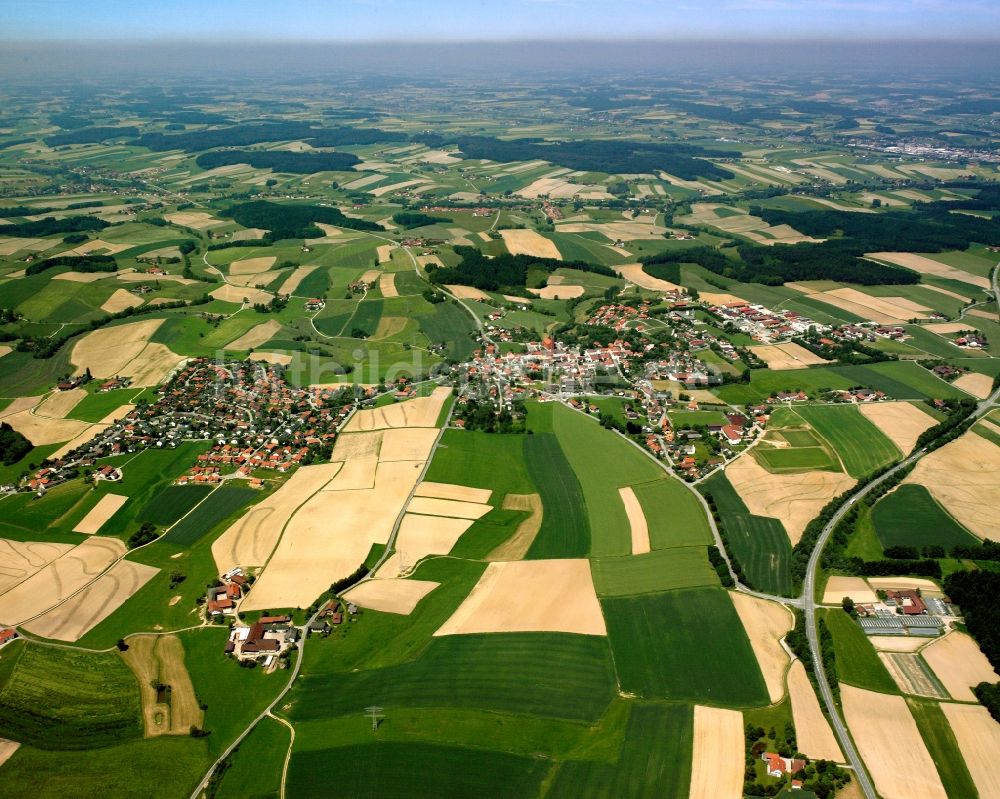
left=885, top=589, right=927, bottom=615
left=0, top=627, right=18, bottom=647
left=762, top=752, right=806, bottom=778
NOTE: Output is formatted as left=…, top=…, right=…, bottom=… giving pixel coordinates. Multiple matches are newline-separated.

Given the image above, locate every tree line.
left=221, top=201, right=383, bottom=240
left=428, top=246, right=614, bottom=292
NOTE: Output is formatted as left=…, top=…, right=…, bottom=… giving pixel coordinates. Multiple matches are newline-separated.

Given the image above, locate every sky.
left=2, top=0, right=999, bottom=41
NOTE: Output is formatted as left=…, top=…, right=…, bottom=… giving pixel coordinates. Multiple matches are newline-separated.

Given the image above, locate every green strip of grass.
left=592, top=547, right=719, bottom=596
left=821, top=608, right=898, bottom=695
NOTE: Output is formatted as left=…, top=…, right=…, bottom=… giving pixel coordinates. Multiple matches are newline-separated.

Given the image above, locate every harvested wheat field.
left=3, top=409, right=92, bottom=446
left=378, top=427, right=439, bottom=463
left=406, top=495, right=491, bottom=520
left=225, top=319, right=281, bottom=351
left=164, top=211, right=225, bottom=230
left=786, top=660, right=844, bottom=762
left=435, top=559, right=605, bottom=637
left=487, top=494, right=543, bottom=561
left=750, top=342, right=831, bottom=370
left=499, top=229, right=562, bottom=260
left=700, top=291, right=749, bottom=306
left=227, top=269, right=281, bottom=288
left=445, top=284, right=492, bottom=301
left=969, top=308, right=999, bottom=320
left=869, top=252, right=991, bottom=289
left=228, top=256, right=276, bottom=275
left=100, top=288, right=144, bottom=314
left=70, top=318, right=163, bottom=379
left=414, top=482, right=492, bottom=504
left=939, top=703, right=1000, bottom=799
left=324, top=456, right=378, bottom=491
left=209, top=284, right=272, bottom=304
left=122, top=634, right=204, bottom=736
left=903, top=432, right=1000, bottom=540
left=613, top=263, right=681, bottom=293
left=342, top=578, right=439, bottom=615
left=867, top=577, right=941, bottom=592
left=688, top=705, right=743, bottom=799
left=618, top=486, right=650, bottom=555
left=528, top=284, right=585, bottom=300
left=74, top=493, right=128, bottom=534
left=0, top=738, right=19, bottom=768
left=23, top=559, right=158, bottom=642
left=859, top=402, right=936, bottom=453
left=248, top=352, right=292, bottom=366
left=343, top=386, right=451, bottom=431
left=52, top=272, right=114, bottom=283
left=117, top=272, right=193, bottom=285
left=35, top=387, right=87, bottom=418
left=0, top=539, right=74, bottom=594
left=922, top=631, right=996, bottom=702
left=821, top=576, right=879, bottom=605
left=954, top=371, right=993, bottom=399
left=378, top=271, right=398, bottom=298
left=0, top=536, right=125, bottom=626
left=879, top=652, right=948, bottom=698
left=378, top=514, right=474, bottom=577
left=212, top=462, right=342, bottom=573
left=124, top=343, right=184, bottom=388
left=331, top=430, right=382, bottom=460
left=869, top=636, right=930, bottom=652
left=276, top=265, right=317, bottom=295
left=730, top=592, right=793, bottom=703
left=376, top=244, right=395, bottom=264
left=841, top=684, right=947, bottom=799
left=726, top=454, right=855, bottom=544
left=242, top=460, right=425, bottom=611
left=0, top=396, right=41, bottom=418
left=814, top=287, right=932, bottom=324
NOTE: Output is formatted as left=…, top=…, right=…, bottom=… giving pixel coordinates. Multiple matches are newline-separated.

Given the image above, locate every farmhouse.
left=885, top=589, right=927, bottom=615
left=762, top=752, right=807, bottom=778
left=0, top=627, right=17, bottom=648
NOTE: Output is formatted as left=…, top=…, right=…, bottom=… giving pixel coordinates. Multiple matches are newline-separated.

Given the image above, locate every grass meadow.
left=701, top=472, right=793, bottom=596
left=523, top=431, right=590, bottom=558
left=791, top=404, right=901, bottom=477
left=871, top=484, right=980, bottom=550
left=821, top=609, right=898, bottom=694
left=906, top=698, right=979, bottom=799
left=591, top=547, right=719, bottom=596
left=547, top=703, right=693, bottom=799
left=602, top=587, right=769, bottom=707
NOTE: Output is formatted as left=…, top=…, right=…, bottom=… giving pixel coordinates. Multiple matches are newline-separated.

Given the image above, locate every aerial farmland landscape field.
left=0, top=2, right=998, bottom=797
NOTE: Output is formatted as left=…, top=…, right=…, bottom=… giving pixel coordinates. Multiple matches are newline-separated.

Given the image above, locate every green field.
left=592, top=547, right=719, bottom=596
left=667, top=409, right=729, bottom=427
left=523, top=431, right=590, bottom=558
left=754, top=442, right=840, bottom=473
left=716, top=361, right=970, bottom=405
left=821, top=609, right=898, bottom=694
left=289, top=633, right=616, bottom=723
left=138, top=484, right=214, bottom=526
left=871, top=484, right=980, bottom=550
left=700, top=472, right=792, bottom=596
left=547, top=703, right=693, bottom=799
left=214, top=716, right=288, bottom=799
left=630, top=478, right=713, bottom=549
left=165, top=485, right=258, bottom=547
left=418, top=301, right=478, bottom=361
left=0, top=644, right=142, bottom=749
left=790, top=404, right=901, bottom=477
left=907, top=698, right=979, bottom=799
left=602, top=588, right=769, bottom=707
left=288, top=741, right=549, bottom=799
left=552, top=404, right=662, bottom=557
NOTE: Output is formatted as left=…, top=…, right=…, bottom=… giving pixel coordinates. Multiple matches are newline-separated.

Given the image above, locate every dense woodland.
left=136, top=123, right=401, bottom=152
left=195, top=150, right=361, bottom=174
left=0, top=422, right=32, bottom=466
left=750, top=205, right=1000, bottom=252
left=43, top=126, right=140, bottom=146
left=429, top=246, right=614, bottom=291
left=221, top=201, right=383, bottom=240
left=414, top=133, right=737, bottom=179
left=0, top=216, right=109, bottom=238
left=25, top=254, right=118, bottom=276
left=392, top=211, right=449, bottom=229
left=640, top=243, right=919, bottom=286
